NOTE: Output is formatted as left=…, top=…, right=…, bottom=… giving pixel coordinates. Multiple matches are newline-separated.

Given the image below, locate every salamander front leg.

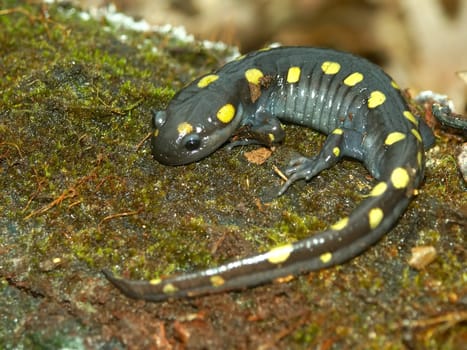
left=227, top=111, right=285, bottom=149
left=278, top=128, right=360, bottom=195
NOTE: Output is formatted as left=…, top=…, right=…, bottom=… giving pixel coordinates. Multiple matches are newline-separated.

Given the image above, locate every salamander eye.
left=184, top=134, right=201, bottom=151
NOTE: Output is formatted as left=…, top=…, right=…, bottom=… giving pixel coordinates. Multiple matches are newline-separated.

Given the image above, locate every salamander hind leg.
left=278, top=127, right=363, bottom=196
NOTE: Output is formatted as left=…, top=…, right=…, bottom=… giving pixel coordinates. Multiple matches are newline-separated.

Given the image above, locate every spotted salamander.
left=103, top=46, right=435, bottom=301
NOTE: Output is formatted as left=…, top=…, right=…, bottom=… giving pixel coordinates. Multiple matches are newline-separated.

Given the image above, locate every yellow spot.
left=268, top=133, right=275, bottom=142
left=210, top=275, right=225, bottom=287
left=391, top=80, right=400, bottom=89
left=368, top=208, right=384, bottom=229
left=333, top=128, right=344, bottom=135
left=403, top=111, right=418, bottom=126
left=411, top=129, right=422, bottom=143
left=384, top=132, right=406, bottom=146
left=274, top=275, right=294, bottom=284
left=177, top=122, right=193, bottom=136
left=149, top=278, right=162, bottom=285
left=217, top=104, right=236, bottom=124
left=153, top=129, right=159, bottom=137
left=368, top=91, right=386, bottom=108
left=163, top=283, right=178, bottom=294
left=330, top=217, right=349, bottom=231
left=245, top=68, right=264, bottom=84
left=417, top=152, right=423, bottom=168
left=267, top=244, right=294, bottom=264
left=391, top=167, right=410, bottom=189
left=321, top=61, right=341, bottom=74
left=343, top=72, right=363, bottom=86
left=287, top=66, right=301, bottom=83
left=197, top=74, right=219, bottom=88
left=333, top=147, right=340, bottom=157
left=320, top=252, right=332, bottom=264
left=369, top=182, right=387, bottom=197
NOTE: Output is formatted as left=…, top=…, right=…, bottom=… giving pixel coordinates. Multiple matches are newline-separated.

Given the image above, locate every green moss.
left=0, top=0, right=233, bottom=291
left=292, top=322, right=321, bottom=344
left=271, top=211, right=324, bottom=243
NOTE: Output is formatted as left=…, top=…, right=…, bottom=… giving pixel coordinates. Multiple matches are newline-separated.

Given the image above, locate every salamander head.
left=151, top=97, right=244, bottom=165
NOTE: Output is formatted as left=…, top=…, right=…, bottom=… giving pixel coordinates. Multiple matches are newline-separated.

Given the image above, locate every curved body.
left=103, top=47, right=434, bottom=301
